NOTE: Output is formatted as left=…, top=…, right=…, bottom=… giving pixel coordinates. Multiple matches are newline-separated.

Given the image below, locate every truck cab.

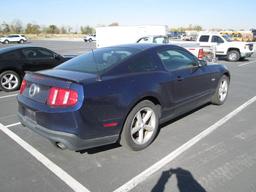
left=197, top=32, right=254, bottom=61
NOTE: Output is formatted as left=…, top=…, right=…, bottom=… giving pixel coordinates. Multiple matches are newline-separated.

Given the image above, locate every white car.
left=0, top=34, right=27, bottom=44
left=84, top=34, right=96, bottom=42
left=197, top=32, right=254, bottom=61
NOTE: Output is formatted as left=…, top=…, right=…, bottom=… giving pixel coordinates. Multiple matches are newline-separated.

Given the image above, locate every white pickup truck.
left=137, top=35, right=204, bottom=60
left=197, top=32, right=254, bottom=61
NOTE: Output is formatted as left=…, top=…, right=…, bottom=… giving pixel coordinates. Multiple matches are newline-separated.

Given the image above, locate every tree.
left=193, top=25, right=202, bottom=31
left=108, top=22, right=119, bottom=26
left=1, top=22, right=11, bottom=33
left=46, top=25, right=60, bottom=34
left=25, top=23, right=40, bottom=34
left=80, top=25, right=95, bottom=34
left=60, top=26, right=67, bottom=34
left=10, top=20, right=23, bottom=33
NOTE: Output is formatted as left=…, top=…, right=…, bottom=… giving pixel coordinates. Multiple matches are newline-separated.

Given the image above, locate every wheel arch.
left=0, top=68, right=24, bottom=78
left=118, top=94, right=162, bottom=138
left=227, top=47, right=240, bottom=54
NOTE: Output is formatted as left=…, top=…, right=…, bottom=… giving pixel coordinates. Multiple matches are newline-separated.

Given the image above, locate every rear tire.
left=0, top=71, right=21, bottom=92
left=211, top=75, right=229, bottom=105
left=4, top=40, right=9, bottom=44
left=227, top=50, right=240, bottom=62
left=19, top=39, right=25, bottom=44
left=120, top=100, right=160, bottom=151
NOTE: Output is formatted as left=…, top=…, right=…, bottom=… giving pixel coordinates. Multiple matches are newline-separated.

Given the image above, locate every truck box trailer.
left=96, top=25, right=168, bottom=48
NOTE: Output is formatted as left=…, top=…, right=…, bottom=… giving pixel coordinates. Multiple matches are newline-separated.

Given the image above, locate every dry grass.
left=25, top=34, right=85, bottom=41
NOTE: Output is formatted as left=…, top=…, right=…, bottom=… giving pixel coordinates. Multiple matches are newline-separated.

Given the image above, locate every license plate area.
left=25, top=108, right=36, bottom=121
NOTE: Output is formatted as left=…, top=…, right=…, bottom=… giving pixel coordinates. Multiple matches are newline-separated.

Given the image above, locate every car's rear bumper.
left=18, top=112, right=119, bottom=151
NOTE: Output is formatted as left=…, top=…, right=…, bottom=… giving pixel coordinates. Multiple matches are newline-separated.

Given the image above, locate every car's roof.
left=0, top=45, right=44, bottom=54
left=105, top=43, right=174, bottom=51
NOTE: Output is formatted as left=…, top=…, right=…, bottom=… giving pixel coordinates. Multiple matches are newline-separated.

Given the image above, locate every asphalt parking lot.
left=0, top=41, right=256, bottom=192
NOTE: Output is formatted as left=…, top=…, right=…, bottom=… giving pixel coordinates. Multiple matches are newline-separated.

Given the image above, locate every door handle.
left=176, top=76, right=184, bottom=81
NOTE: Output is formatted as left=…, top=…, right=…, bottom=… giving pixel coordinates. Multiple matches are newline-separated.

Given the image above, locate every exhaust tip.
left=56, top=142, right=67, bottom=150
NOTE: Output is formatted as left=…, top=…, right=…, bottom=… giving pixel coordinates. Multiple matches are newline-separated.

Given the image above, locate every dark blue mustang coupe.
left=17, top=44, right=230, bottom=151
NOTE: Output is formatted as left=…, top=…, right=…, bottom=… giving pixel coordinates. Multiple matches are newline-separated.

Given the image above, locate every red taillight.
left=47, top=87, right=78, bottom=107
left=198, top=48, right=204, bottom=59
left=20, top=79, right=27, bottom=94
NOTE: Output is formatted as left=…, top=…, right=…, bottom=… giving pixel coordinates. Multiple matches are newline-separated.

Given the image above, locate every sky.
left=1, top=0, right=255, bottom=30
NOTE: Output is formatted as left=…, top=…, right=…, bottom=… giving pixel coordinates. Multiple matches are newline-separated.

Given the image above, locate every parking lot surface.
left=0, top=41, right=256, bottom=192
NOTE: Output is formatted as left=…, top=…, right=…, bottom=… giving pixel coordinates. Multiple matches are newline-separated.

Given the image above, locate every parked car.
left=83, top=34, right=96, bottom=42
left=137, top=35, right=205, bottom=60
left=0, top=34, right=27, bottom=44
left=0, top=46, right=74, bottom=92
left=197, top=32, right=254, bottom=61
left=17, top=44, right=230, bottom=151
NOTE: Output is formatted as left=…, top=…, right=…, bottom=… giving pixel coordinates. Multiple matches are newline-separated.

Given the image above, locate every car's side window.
left=128, top=53, right=159, bottom=72
left=36, top=48, right=54, bottom=58
left=199, top=35, right=209, bottom=42
left=211, top=36, right=224, bottom=43
left=157, top=49, right=196, bottom=71
left=22, top=48, right=54, bottom=59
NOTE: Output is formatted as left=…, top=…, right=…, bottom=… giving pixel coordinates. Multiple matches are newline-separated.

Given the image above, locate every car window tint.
left=211, top=36, right=224, bottom=43
left=36, top=48, right=54, bottom=58
left=199, top=35, right=209, bottom=42
left=157, top=49, right=195, bottom=71
left=22, top=49, right=38, bottom=59
left=22, top=48, right=53, bottom=59
left=128, top=53, right=159, bottom=72
left=57, top=47, right=140, bottom=74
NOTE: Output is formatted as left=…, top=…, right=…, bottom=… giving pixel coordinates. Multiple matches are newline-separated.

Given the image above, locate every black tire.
left=227, top=50, right=240, bottom=62
left=4, top=40, right=9, bottom=44
left=211, top=75, right=229, bottom=105
left=0, top=70, right=21, bottom=92
left=120, top=100, right=160, bottom=151
left=88, top=38, right=92, bottom=42
left=19, top=39, right=25, bottom=44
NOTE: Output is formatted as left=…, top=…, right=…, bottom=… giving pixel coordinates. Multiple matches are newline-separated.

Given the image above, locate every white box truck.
left=96, top=25, right=168, bottom=48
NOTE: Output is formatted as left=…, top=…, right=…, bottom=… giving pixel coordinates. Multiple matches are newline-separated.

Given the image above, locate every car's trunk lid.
left=22, top=70, right=96, bottom=104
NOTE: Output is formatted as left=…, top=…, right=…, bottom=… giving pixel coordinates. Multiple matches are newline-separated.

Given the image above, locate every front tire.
left=0, top=71, right=21, bottom=92
left=4, top=40, right=9, bottom=44
left=211, top=75, right=229, bottom=105
left=227, top=50, right=240, bottom=62
left=120, top=100, right=160, bottom=151
left=19, top=39, right=25, bottom=44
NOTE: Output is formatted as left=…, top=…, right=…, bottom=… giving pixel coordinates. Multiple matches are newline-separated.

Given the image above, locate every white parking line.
left=238, top=60, right=256, bottom=67
left=0, top=123, right=90, bottom=192
left=0, top=94, right=18, bottom=99
left=6, top=122, right=21, bottom=128
left=113, top=96, right=256, bottom=192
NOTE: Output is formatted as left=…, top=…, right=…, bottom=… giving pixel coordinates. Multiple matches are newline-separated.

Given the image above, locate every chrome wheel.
left=228, top=53, right=238, bottom=61
left=1, top=73, right=19, bottom=90
left=131, top=107, right=157, bottom=145
left=218, top=79, right=228, bottom=102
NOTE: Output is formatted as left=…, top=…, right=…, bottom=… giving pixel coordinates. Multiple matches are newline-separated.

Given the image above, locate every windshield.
left=222, top=34, right=232, bottom=42
left=56, top=47, right=140, bottom=74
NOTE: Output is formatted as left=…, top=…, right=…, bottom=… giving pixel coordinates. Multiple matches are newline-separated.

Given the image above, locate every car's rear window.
left=56, top=47, right=140, bottom=74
